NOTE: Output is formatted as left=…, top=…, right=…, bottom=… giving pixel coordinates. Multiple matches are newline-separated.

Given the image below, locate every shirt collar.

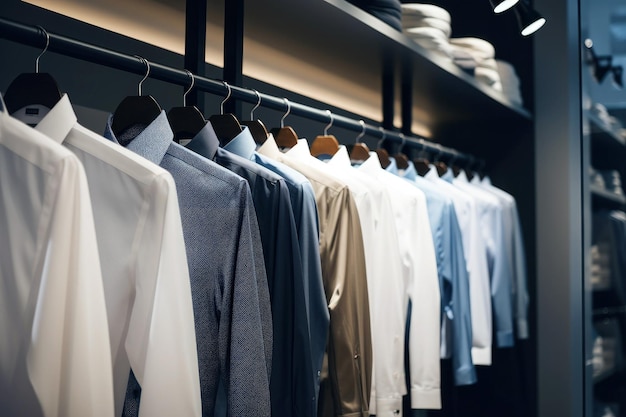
left=385, top=157, right=399, bottom=175
left=286, top=138, right=312, bottom=159
left=481, top=175, right=492, bottom=186
left=223, top=126, right=256, bottom=161
left=358, top=151, right=382, bottom=173
left=456, top=170, right=469, bottom=183
left=328, top=145, right=352, bottom=168
left=104, top=110, right=172, bottom=166
left=424, top=163, right=438, bottom=180
left=403, top=161, right=418, bottom=181
left=257, top=133, right=282, bottom=159
left=34, top=94, right=76, bottom=144
left=441, top=167, right=454, bottom=183
left=185, top=120, right=220, bottom=160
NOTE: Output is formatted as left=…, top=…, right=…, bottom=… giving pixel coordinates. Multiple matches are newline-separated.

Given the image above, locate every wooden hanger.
left=394, top=153, right=409, bottom=170
left=167, top=70, right=206, bottom=143
left=310, top=110, right=340, bottom=157
left=209, top=81, right=242, bottom=146
left=349, top=120, right=370, bottom=161
left=112, top=56, right=162, bottom=141
left=4, top=26, right=62, bottom=116
left=271, top=98, right=299, bottom=148
left=240, top=89, right=269, bottom=145
left=413, top=157, right=431, bottom=176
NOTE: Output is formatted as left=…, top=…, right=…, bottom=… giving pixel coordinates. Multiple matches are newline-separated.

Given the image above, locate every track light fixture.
left=514, top=0, right=546, bottom=36
left=584, top=39, right=623, bottom=89
left=489, top=0, right=519, bottom=14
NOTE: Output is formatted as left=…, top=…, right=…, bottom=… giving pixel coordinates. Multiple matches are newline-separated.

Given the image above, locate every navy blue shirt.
left=187, top=122, right=311, bottom=417
left=104, top=112, right=272, bottom=417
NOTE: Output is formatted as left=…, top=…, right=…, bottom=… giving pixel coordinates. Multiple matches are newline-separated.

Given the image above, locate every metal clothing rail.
left=0, top=16, right=474, bottom=162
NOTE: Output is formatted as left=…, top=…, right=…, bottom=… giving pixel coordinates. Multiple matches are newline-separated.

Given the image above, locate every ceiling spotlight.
left=515, top=1, right=546, bottom=36
left=490, top=0, right=519, bottom=13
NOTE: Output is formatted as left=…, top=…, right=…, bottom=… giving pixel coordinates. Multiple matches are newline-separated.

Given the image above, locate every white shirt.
left=477, top=176, right=529, bottom=339
left=425, top=167, right=492, bottom=365
left=26, top=95, right=201, bottom=417
left=0, top=109, right=114, bottom=417
left=452, top=170, right=514, bottom=349
left=358, top=153, right=441, bottom=410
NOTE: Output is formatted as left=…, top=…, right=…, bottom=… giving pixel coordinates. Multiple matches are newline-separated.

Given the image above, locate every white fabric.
left=0, top=110, right=115, bottom=417
left=425, top=167, right=493, bottom=365
left=478, top=176, right=529, bottom=339
left=29, top=95, right=202, bottom=417
left=405, top=26, right=450, bottom=41
left=358, top=153, right=441, bottom=410
left=402, top=16, right=452, bottom=38
left=449, top=37, right=496, bottom=58
left=401, top=4, right=451, bottom=22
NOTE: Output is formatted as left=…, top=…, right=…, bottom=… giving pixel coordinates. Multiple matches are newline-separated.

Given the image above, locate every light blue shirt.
left=224, top=130, right=329, bottom=415
left=387, top=159, right=476, bottom=386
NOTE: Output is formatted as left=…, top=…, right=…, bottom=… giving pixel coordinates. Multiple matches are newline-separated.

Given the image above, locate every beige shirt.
left=259, top=136, right=372, bottom=417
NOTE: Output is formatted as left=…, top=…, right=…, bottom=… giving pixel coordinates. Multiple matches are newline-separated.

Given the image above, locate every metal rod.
left=0, top=17, right=472, bottom=162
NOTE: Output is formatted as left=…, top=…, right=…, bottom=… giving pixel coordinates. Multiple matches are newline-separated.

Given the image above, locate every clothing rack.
left=0, top=16, right=478, bottom=164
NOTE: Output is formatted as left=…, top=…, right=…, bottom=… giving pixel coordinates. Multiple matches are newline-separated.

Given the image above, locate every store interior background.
left=2, top=0, right=626, bottom=415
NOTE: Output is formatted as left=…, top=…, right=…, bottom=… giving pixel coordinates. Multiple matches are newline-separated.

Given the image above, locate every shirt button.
left=354, top=353, right=360, bottom=359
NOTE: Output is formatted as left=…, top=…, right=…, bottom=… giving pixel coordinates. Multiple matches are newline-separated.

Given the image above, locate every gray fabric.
left=104, top=113, right=272, bottom=417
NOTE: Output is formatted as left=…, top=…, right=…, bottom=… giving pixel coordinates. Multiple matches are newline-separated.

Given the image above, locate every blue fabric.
left=188, top=123, right=313, bottom=417
left=104, top=112, right=272, bottom=417
left=387, top=159, right=476, bottom=386
left=225, top=130, right=329, bottom=415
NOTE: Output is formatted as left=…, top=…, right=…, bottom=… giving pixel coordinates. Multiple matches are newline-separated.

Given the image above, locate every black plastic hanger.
left=310, top=110, right=339, bottom=157
left=392, top=133, right=408, bottom=169
left=375, top=126, right=391, bottom=169
left=4, top=26, right=62, bottom=116
left=111, top=56, right=162, bottom=140
left=349, top=120, right=370, bottom=162
left=167, top=70, right=206, bottom=143
left=240, top=89, right=269, bottom=145
left=208, top=81, right=242, bottom=146
left=271, top=98, right=299, bottom=148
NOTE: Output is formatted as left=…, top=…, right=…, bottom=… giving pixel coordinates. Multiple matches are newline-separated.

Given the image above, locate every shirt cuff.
left=472, top=346, right=492, bottom=366
left=517, top=319, right=529, bottom=339
left=411, top=387, right=442, bottom=410
left=375, top=397, right=404, bottom=416
left=496, top=330, right=515, bottom=348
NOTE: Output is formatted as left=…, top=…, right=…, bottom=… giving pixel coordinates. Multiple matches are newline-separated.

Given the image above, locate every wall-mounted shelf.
left=244, top=0, right=532, bottom=139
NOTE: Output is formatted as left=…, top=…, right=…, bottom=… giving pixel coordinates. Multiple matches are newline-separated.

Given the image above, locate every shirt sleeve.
left=448, top=208, right=477, bottom=386
left=222, top=183, right=272, bottom=417
left=408, top=196, right=442, bottom=410
left=487, top=205, right=515, bottom=348
left=125, top=172, right=201, bottom=417
left=318, top=188, right=372, bottom=417
left=512, top=205, right=529, bottom=339
left=28, top=154, right=115, bottom=417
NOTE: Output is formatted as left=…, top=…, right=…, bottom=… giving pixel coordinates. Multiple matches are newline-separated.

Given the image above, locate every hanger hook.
left=250, top=89, right=262, bottom=120
left=399, top=133, right=406, bottom=149
left=281, top=98, right=291, bottom=128
left=132, top=55, right=150, bottom=96
left=183, top=70, right=195, bottom=107
left=220, top=81, right=232, bottom=115
left=35, top=26, right=50, bottom=73
left=356, top=120, right=366, bottom=143
left=324, top=110, right=333, bottom=135
left=377, top=126, right=386, bottom=149
left=433, top=143, right=443, bottom=161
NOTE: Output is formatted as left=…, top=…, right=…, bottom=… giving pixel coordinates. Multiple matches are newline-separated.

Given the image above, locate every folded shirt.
left=450, top=37, right=496, bottom=60
left=402, top=16, right=452, bottom=37
left=401, top=3, right=451, bottom=22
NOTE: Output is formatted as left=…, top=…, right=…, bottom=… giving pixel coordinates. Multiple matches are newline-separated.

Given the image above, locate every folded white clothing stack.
left=449, top=37, right=503, bottom=91
left=495, top=60, right=523, bottom=105
left=401, top=4, right=453, bottom=60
